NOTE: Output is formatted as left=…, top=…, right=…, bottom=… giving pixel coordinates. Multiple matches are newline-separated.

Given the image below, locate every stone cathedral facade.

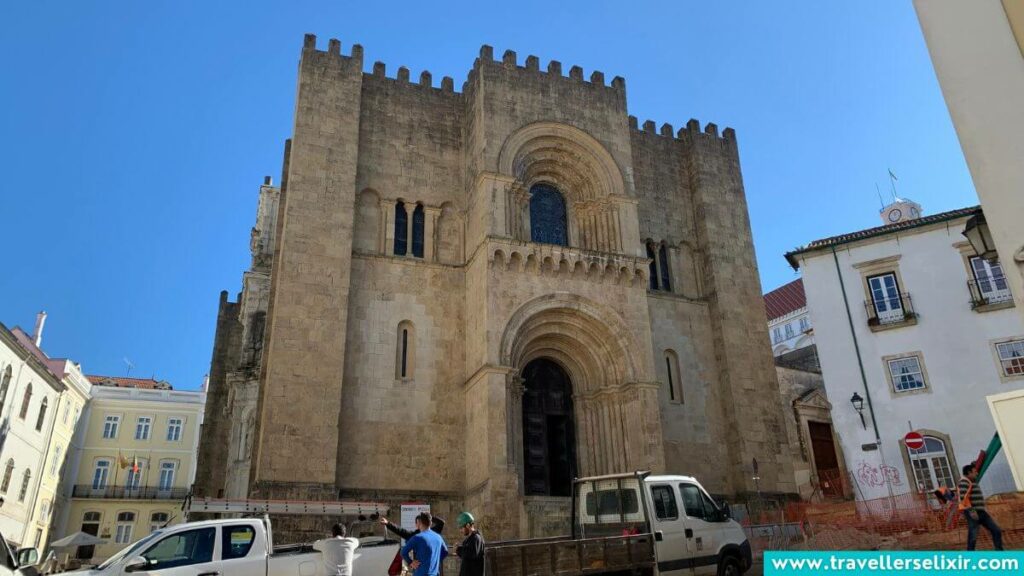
left=195, top=34, right=796, bottom=540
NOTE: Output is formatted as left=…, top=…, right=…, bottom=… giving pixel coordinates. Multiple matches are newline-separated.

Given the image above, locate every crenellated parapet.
left=473, top=45, right=626, bottom=93
left=628, top=114, right=737, bottom=147
left=486, top=238, right=649, bottom=288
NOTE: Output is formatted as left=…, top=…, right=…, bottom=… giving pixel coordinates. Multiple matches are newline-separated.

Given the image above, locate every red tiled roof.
left=785, top=206, right=980, bottom=269
left=87, top=375, right=172, bottom=390
left=764, top=278, right=806, bottom=322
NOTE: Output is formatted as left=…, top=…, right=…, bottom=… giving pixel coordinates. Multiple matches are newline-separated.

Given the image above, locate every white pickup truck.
left=66, top=517, right=399, bottom=576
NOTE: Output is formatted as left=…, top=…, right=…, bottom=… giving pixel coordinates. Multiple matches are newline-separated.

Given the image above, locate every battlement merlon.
left=301, top=33, right=364, bottom=65
left=627, top=115, right=737, bottom=146
left=474, top=44, right=625, bottom=93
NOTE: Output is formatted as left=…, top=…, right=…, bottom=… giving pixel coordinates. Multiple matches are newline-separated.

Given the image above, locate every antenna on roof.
left=887, top=168, right=899, bottom=201
left=123, top=357, right=134, bottom=377
left=875, top=183, right=885, bottom=211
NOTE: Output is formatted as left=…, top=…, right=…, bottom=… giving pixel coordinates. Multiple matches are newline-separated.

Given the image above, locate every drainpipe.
left=832, top=247, right=898, bottom=506
left=832, top=246, right=881, bottom=441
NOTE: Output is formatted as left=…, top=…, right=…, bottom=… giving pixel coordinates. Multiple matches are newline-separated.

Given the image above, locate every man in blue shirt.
left=401, top=512, right=448, bottom=576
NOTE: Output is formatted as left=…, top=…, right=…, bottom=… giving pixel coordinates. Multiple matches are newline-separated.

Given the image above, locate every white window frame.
left=150, top=511, right=170, bottom=532
left=971, top=256, right=1012, bottom=304
left=772, top=327, right=782, bottom=344
left=102, top=415, right=120, bottom=439
left=799, top=317, right=810, bottom=332
left=995, top=338, right=1024, bottom=379
left=49, top=445, right=63, bottom=477
left=784, top=323, right=794, bottom=339
left=135, top=416, right=152, bottom=441
left=886, top=354, right=928, bottom=394
left=158, top=461, right=177, bottom=491
left=906, top=436, right=955, bottom=493
left=92, top=460, right=111, bottom=490
left=166, top=417, right=183, bottom=442
left=115, top=513, right=135, bottom=544
left=125, top=462, right=144, bottom=491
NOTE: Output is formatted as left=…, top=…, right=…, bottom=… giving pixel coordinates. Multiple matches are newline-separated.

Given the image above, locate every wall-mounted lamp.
left=850, top=392, right=866, bottom=430
left=963, top=212, right=998, bottom=262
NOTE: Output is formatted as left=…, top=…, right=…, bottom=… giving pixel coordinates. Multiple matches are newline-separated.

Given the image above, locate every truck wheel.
left=718, top=555, right=741, bottom=576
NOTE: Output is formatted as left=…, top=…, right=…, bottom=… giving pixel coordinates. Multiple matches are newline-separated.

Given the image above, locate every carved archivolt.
left=498, top=123, right=634, bottom=253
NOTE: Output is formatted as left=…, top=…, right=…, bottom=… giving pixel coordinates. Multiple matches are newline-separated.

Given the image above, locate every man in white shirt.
left=313, top=523, right=360, bottom=576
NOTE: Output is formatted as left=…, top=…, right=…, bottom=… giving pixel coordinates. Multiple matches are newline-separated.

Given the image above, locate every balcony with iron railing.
left=72, top=484, right=188, bottom=500
left=967, top=276, right=1014, bottom=311
left=864, top=293, right=917, bottom=331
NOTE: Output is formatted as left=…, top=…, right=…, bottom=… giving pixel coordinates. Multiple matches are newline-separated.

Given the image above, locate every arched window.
left=150, top=511, right=170, bottom=532
left=36, top=397, right=48, bottom=431
left=412, top=204, right=425, bottom=258
left=0, top=459, right=14, bottom=493
left=395, top=321, right=415, bottom=380
left=906, top=435, right=955, bottom=492
left=659, top=242, right=672, bottom=292
left=664, top=349, right=682, bottom=403
left=18, top=383, right=32, bottom=420
left=18, top=469, right=31, bottom=502
left=49, top=445, right=63, bottom=477
left=393, top=201, right=408, bottom=256
left=646, top=242, right=659, bottom=290
left=529, top=184, right=568, bottom=246
left=0, top=365, right=12, bottom=415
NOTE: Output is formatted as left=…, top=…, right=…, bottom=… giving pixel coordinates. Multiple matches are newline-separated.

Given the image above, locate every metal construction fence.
left=740, top=490, right=1024, bottom=559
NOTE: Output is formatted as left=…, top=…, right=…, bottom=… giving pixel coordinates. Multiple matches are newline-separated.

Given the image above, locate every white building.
left=0, top=319, right=64, bottom=547
left=786, top=201, right=1023, bottom=502
left=764, top=278, right=814, bottom=358
left=914, top=0, right=1024, bottom=322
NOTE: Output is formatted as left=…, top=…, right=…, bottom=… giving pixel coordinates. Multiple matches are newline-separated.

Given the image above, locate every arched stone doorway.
left=521, top=358, right=576, bottom=497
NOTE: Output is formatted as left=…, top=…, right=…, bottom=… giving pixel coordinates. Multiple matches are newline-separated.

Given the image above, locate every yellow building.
left=59, top=377, right=205, bottom=562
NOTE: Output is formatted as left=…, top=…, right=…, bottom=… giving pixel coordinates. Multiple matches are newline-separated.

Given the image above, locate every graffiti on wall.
left=855, top=460, right=903, bottom=488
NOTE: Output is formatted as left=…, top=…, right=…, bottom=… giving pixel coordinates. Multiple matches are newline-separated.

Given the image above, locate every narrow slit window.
left=666, top=357, right=675, bottom=401
left=395, top=321, right=415, bottom=380
left=401, top=329, right=409, bottom=378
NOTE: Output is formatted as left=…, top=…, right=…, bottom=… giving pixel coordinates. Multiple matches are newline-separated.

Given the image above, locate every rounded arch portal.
left=521, top=358, right=576, bottom=497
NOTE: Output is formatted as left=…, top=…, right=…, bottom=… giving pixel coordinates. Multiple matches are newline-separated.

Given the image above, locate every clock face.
left=888, top=208, right=902, bottom=222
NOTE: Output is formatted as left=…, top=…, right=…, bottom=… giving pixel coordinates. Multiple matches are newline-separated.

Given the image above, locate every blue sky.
left=0, top=1, right=977, bottom=390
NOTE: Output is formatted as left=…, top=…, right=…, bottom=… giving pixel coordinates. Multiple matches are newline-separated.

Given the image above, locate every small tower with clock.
left=880, top=198, right=923, bottom=225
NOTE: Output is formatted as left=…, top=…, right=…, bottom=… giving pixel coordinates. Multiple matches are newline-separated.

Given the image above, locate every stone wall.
left=199, top=35, right=799, bottom=541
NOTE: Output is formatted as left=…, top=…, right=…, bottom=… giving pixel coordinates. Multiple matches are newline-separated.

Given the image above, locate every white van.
left=487, top=471, right=752, bottom=576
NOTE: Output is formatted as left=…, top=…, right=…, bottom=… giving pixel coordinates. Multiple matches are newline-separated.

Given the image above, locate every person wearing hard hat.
left=454, top=512, right=484, bottom=576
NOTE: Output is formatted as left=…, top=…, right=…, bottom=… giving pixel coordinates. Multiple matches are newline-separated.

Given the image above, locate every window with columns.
left=393, top=201, right=427, bottom=259
left=646, top=241, right=673, bottom=293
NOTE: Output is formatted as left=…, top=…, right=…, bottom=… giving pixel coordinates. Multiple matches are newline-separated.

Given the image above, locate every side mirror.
left=721, top=502, right=732, bottom=521
left=16, top=547, right=38, bottom=566
left=124, top=556, right=150, bottom=573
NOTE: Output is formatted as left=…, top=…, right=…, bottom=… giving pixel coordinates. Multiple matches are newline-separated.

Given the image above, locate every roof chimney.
left=33, top=311, right=47, bottom=347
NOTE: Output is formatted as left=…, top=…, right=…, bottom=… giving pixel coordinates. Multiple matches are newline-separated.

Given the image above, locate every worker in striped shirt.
left=959, top=464, right=1004, bottom=550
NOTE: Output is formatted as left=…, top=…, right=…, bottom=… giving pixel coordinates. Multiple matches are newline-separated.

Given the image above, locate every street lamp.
left=850, top=392, right=866, bottom=430
left=963, top=212, right=998, bottom=262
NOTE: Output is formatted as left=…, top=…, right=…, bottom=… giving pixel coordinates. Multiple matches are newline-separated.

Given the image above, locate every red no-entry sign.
left=905, top=431, right=925, bottom=450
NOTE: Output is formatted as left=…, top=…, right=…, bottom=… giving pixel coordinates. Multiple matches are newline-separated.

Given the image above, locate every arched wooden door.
left=522, top=358, right=576, bottom=496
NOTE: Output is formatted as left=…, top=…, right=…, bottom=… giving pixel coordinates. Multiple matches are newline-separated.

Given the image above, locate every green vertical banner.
left=978, top=433, right=1002, bottom=480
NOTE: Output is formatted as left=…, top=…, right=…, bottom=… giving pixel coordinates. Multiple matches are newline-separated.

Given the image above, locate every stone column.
left=405, top=203, right=415, bottom=258
left=381, top=199, right=395, bottom=255
left=424, top=206, right=442, bottom=262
